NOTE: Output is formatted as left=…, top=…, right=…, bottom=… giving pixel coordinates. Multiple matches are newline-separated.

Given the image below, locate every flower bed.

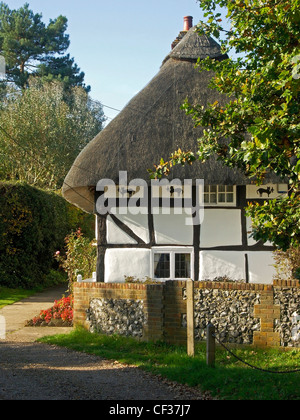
left=26, top=295, right=73, bottom=327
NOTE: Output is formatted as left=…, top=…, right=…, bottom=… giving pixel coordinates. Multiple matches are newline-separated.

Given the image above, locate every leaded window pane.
left=175, top=254, right=191, bottom=278
left=154, top=253, right=170, bottom=278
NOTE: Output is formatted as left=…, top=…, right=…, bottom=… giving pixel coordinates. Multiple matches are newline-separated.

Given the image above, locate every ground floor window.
left=152, top=247, right=194, bottom=280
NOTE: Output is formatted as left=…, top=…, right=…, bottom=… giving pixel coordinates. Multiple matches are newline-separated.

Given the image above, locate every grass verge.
left=0, top=287, right=38, bottom=309
left=39, top=328, right=300, bottom=400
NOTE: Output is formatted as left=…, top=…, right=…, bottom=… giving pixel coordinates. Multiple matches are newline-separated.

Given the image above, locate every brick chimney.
left=183, top=16, right=193, bottom=31
left=171, top=16, right=193, bottom=49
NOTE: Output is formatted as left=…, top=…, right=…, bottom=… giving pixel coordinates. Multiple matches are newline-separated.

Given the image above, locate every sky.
left=6, top=0, right=207, bottom=122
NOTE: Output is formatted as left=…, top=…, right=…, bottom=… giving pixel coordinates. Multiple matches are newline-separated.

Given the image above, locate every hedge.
left=0, top=182, right=94, bottom=289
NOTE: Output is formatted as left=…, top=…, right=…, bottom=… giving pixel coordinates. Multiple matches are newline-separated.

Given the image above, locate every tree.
left=36, top=54, right=90, bottom=93
left=0, top=78, right=105, bottom=189
left=150, top=0, right=300, bottom=251
left=0, top=2, right=88, bottom=90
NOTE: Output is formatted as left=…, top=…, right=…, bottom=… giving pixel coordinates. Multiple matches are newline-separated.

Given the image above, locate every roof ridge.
left=162, top=26, right=226, bottom=66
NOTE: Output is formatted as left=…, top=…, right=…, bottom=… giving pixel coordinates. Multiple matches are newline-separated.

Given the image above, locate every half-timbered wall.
left=96, top=184, right=287, bottom=284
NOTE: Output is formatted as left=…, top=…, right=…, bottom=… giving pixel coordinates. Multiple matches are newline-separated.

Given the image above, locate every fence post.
left=206, top=323, right=215, bottom=367
left=186, top=279, right=195, bottom=357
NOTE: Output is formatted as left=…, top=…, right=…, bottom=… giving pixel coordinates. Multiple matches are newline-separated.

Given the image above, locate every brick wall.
left=73, top=282, right=165, bottom=342
left=73, top=279, right=300, bottom=348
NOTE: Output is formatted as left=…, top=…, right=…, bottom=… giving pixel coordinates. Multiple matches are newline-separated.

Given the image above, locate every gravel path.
left=0, top=286, right=212, bottom=401
left=0, top=341, right=210, bottom=401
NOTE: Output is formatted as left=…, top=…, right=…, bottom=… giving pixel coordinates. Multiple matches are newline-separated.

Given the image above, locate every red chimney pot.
left=183, top=16, right=193, bottom=31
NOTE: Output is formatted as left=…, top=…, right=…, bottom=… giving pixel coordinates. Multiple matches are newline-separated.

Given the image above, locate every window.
left=204, top=185, right=235, bottom=206
left=175, top=253, right=191, bottom=278
left=152, top=248, right=193, bottom=280
left=154, top=253, right=170, bottom=278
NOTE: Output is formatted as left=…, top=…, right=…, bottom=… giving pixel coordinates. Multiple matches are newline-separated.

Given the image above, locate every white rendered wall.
left=200, top=251, right=246, bottom=281
left=153, top=209, right=193, bottom=245
left=106, top=215, right=137, bottom=244
left=200, top=209, right=242, bottom=247
left=108, top=208, right=150, bottom=244
left=104, top=248, right=151, bottom=283
left=199, top=250, right=275, bottom=284
left=102, top=198, right=276, bottom=283
left=247, top=251, right=276, bottom=284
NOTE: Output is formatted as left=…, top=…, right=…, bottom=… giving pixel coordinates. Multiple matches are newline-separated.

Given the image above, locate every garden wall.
left=73, top=280, right=300, bottom=348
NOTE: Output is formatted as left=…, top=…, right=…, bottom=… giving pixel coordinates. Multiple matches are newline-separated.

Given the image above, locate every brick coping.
left=74, top=279, right=300, bottom=291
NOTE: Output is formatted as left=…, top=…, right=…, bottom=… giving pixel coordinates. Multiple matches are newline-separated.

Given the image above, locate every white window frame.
left=151, top=247, right=194, bottom=281
left=204, top=185, right=236, bottom=207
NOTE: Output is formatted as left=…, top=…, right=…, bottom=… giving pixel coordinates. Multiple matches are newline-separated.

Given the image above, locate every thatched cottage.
left=63, top=17, right=287, bottom=285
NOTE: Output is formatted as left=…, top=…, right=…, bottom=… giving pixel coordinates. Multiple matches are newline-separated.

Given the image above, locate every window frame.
left=151, top=247, right=194, bottom=281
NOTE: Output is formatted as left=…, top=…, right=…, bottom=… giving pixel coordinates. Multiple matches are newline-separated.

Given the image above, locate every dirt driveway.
left=0, top=341, right=209, bottom=400
left=0, top=286, right=211, bottom=401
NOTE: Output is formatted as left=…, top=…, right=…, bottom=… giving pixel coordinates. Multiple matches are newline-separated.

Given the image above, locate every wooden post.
left=206, top=323, right=215, bottom=367
left=186, top=279, right=195, bottom=357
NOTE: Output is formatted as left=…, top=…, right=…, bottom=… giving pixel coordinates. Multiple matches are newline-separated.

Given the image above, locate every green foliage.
left=0, top=2, right=89, bottom=91
left=0, top=4, right=105, bottom=191
left=0, top=3, right=100, bottom=289
left=43, top=269, right=67, bottom=288
left=124, top=275, right=161, bottom=284
left=273, top=247, right=300, bottom=281
left=55, top=228, right=97, bottom=286
left=148, top=149, right=196, bottom=179
left=0, top=78, right=105, bottom=189
left=247, top=193, right=300, bottom=250
left=151, top=0, right=300, bottom=250
left=36, top=53, right=89, bottom=93
left=0, top=182, right=94, bottom=288
left=64, top=199, right=95, bottom=241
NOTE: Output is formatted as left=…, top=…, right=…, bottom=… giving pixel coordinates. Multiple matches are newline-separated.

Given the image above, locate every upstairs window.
left=204, top=185, right=235, bottom=206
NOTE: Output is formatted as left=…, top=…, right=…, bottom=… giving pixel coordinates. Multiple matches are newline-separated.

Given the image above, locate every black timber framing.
left=94, top=185, right=275, bottom=282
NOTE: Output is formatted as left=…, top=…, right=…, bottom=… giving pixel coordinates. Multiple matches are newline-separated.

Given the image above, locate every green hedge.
left=0, top=182, right=94, bottom=289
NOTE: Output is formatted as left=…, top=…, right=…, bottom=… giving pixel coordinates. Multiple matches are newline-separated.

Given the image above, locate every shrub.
left=273, top=247, right=300, bottom=281
left=0, top=182, right=94, bottom=289
left=55, top=228, right=97, bottom=287
left=44, top=269, right=67, bottom=288
left=124, top=276, right=162, bottom=284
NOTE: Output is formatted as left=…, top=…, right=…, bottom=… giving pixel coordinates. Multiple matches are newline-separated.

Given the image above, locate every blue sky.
left=6, top=1, right=209, bottom=121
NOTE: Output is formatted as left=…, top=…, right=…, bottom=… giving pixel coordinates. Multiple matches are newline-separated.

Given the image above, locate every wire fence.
left=208, top=326, right=300, bottom=374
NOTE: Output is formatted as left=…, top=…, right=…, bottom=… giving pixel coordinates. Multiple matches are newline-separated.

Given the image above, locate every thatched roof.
left=164, top=27, right=227, bottom=64
left=63, top=26, right=280, bottom=213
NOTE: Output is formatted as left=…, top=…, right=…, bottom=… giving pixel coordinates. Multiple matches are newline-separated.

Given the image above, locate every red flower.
left=29, top=295, right=73, bottom=325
